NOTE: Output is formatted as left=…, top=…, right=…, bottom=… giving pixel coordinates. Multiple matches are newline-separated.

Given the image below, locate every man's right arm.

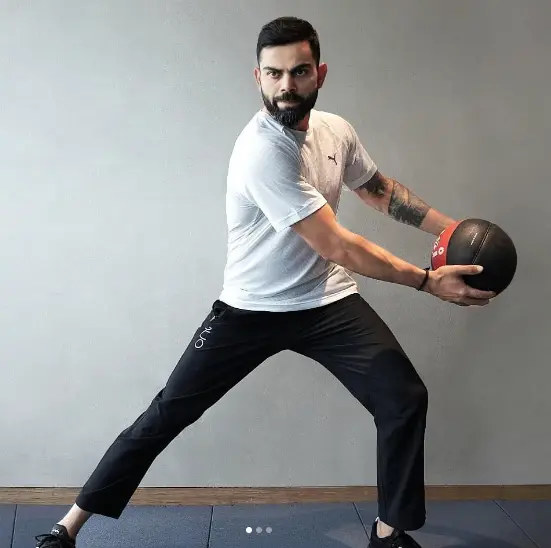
left=292, top=203, right=428, bottom=289
left=292, top=204, right=496, bottom=306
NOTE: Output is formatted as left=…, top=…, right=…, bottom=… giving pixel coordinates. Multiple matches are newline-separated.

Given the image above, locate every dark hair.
left=256, top=16, right=320, bottom=66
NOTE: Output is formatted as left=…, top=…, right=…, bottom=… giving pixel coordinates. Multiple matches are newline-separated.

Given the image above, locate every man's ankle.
left=56, top=522, right=77, bottom=541
left=56, top=503, right=92, bottom=540
left=377, top=518, right=395, bottom=538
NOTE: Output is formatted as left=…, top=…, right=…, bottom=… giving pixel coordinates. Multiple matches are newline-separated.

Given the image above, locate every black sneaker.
left=368, top=519, right=422, bottom=548
left=35, top=524, right=76, bottom=548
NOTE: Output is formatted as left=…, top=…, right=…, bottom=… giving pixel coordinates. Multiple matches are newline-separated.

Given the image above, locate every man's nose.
left=279, top=73, right=297, bottom=93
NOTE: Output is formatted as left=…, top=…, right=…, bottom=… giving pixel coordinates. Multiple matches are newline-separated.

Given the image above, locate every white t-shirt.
left=218, top=108, right=378, bottom=311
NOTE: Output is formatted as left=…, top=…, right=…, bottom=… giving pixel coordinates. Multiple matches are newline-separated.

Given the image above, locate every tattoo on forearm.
left=358, top=172, right=431, bottom=227
left=388, top=180, right=430, bottom=227
left=358, top=172, right=388, bottom=197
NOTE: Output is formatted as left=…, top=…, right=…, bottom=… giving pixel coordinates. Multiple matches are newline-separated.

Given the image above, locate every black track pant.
left=75, top=293, right=428, bottom=531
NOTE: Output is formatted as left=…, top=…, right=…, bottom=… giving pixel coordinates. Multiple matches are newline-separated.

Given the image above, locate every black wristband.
left=417, top=267, right=430, bottom=291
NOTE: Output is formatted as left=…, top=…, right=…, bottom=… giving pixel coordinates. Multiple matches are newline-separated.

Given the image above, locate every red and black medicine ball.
left=431, top=218, right=517, bottom=294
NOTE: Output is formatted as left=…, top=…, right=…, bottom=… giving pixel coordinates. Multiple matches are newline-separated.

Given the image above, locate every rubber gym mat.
left=208, top=502, right=371, bottom=548
left=496, top=500, right=549, bottom=548
left=13, top=504, right=212, bottom=548
left=11, top=500, right=548, bottom=547
left=0, top=504, right=16, bottom=548
left=356, top=500, right=539, bottom=548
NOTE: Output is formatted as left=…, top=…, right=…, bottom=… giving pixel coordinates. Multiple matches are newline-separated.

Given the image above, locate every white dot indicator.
left=245, top=525, right=273, bottom=534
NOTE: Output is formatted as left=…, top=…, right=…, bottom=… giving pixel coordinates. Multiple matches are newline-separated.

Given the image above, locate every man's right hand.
left=425, top=265, right=496, bottom=306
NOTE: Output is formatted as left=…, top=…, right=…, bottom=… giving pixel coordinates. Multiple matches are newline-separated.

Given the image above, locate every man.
left=35, top=16, right=494, bottom=548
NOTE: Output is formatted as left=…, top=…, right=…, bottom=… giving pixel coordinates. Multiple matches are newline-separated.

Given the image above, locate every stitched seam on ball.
left=471, top=223, right=492, bottom=264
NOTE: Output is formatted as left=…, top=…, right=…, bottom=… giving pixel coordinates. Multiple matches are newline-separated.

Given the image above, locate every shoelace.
left=34, top=533, right=72, bottom=548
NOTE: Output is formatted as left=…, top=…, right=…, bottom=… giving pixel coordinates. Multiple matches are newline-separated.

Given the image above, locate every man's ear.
left=254, top=67, right=261, bottom=88
left=317, top=62, right=328, bottom=88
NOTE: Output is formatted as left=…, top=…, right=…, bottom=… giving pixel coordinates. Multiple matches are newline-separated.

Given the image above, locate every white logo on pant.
left=195, top=326, right=213, bottom=348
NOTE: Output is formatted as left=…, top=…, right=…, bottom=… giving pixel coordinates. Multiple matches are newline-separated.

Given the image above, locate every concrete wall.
left=1, top=0, right=549, bottom=487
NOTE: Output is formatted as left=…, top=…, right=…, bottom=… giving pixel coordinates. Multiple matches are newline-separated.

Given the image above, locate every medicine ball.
left=430, top=218, right=517, bottom=294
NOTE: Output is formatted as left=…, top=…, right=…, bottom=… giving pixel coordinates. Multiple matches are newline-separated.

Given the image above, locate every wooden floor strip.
left=0, top=485, right=549, bottom=505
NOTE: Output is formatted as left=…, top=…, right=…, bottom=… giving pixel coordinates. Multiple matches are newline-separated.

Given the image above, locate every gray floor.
left=1, top=500, right=548, bottom=547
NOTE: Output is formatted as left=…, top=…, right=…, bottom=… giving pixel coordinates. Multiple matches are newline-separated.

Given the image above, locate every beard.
left=261, top=88, right=319, bottom=128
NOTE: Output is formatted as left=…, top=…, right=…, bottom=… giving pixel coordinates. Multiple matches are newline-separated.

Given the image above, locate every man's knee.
left=408, top=378, right=428, bottom=415
left=372, top=348, right=428, bottom=418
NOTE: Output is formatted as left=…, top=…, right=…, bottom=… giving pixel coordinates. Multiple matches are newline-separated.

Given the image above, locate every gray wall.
left=1, top=1, right=549, bottom=488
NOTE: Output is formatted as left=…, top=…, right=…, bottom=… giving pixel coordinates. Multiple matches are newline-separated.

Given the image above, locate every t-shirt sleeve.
left=342, top=121, right=378, bottom=190
left=241, top=141, right=327, bottom=233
